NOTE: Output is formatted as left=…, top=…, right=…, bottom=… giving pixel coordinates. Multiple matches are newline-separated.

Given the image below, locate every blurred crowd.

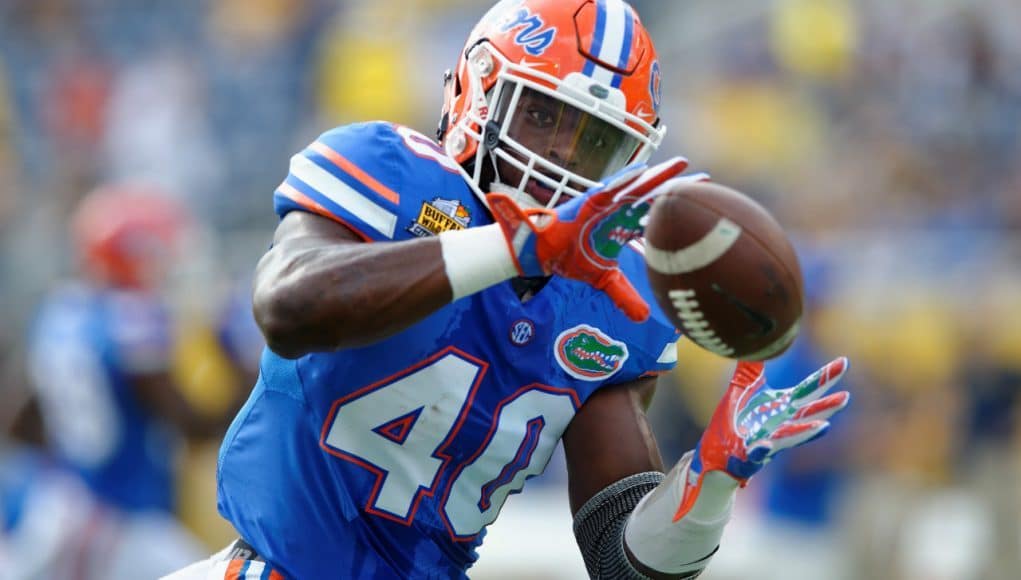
left=0, top=0, right=1019, bottom=579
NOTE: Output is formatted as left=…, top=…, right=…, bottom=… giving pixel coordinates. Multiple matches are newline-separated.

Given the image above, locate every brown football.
left=643, top=182, right=803, bottom=361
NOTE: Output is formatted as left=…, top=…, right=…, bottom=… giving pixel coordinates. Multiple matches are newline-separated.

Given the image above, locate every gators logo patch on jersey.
left=408, top=198, right=472, bottom=237
left=554, top=324, right=629, bottom=381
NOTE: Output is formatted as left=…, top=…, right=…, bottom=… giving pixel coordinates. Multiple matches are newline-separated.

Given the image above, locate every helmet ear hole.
left=483, top=121, right=501, bottom=150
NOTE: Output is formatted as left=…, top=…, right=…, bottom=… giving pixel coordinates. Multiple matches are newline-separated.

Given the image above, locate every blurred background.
left=0, top=0, right=1018, bottom=578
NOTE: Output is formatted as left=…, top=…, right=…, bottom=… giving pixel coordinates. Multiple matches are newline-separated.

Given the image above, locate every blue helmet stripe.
left=610, top=6, right=634, bottom=88
left=584, top=0, right=608, bottom=77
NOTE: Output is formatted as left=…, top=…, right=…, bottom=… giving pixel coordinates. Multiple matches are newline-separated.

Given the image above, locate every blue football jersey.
left=27, top=284, right=177, bottom=513
left=217, top=122, right=681, bottom=579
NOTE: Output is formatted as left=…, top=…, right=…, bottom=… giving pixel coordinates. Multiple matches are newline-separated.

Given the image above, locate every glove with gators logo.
left=620, top=357, right=850, bottom=577
left=674, top=356, right=851, bottom=521
left=487, top=158, right=705, bottom=322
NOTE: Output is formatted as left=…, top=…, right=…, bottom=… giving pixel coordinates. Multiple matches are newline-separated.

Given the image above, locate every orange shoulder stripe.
left=277, top=183, right=374, bottom=242
left=309, top=141, right=400, bottom=205
left=278, top=183, right=332, bottom=216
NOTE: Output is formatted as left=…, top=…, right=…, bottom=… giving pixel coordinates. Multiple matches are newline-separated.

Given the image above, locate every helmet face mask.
left=498, top=86, right=641, bottom=183
left=440, top=0, right=666, bottom=209
left=487, top=72, right=646, bottom=207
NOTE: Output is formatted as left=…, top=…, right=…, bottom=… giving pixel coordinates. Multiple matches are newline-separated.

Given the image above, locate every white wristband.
left=623, top=452, right=737, bottom=574
left=439, top=224, right=519, bottom=300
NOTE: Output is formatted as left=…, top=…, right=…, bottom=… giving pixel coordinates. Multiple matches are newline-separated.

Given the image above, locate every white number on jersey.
left=443, top=387, right=578, bottom=537
left=321, top=349, right=579, bottom=536
left=322, top=351, right=482, bottom=522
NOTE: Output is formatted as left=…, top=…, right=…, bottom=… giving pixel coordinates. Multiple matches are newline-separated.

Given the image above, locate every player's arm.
left=253, top=211, right=455, bottom=357
left=566, top=376, right=693, bottom=579
left=566, top=359, right=850, bottom=579
left=564, top=377, right=663, bottom=515
left=0, top=347, right=46, bottom=446
left=255, top=158, right=691, bottom=358
left=3, top=389, right=46, bottom=448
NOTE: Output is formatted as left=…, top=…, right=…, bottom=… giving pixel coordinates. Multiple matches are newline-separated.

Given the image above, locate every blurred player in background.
left=13, top=183, right=242, bottom=579
left=171, top=1, right=850, bottom=578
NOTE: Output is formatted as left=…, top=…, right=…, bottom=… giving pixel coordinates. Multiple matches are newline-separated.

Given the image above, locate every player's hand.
left=673, top=357, right=850, bottom=521
left=486, top=158, right=696, bottom=322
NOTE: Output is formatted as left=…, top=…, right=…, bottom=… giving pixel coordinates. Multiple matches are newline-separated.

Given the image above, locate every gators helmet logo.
left=554, top=324, right=629, bottom=381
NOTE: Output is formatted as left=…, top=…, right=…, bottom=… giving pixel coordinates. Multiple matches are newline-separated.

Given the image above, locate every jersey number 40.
left=321, top=347, right=578, bottom=541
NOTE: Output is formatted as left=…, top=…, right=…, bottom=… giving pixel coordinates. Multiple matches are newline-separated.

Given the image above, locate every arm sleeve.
left=574, top=471, right=664, bottom=580
left=622, top=453, right=732, bottom=577
left=575, top=453, right=733, bottom=579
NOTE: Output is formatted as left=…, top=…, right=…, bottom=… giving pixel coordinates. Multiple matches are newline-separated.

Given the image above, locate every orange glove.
left=673, top=357, right=851, bottom=521
left=487, top=158, right=689, bottom=322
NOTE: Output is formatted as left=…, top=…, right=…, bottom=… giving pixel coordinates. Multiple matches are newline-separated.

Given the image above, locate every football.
left=642, top=182, right=803, bottom=361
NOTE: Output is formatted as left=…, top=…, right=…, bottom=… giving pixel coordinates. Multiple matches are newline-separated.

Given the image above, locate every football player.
left=170, top=1, right=850, bottom=578
left=24, top=184, right=231, bottom=578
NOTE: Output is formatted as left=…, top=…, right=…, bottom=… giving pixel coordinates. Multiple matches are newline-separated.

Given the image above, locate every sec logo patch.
left=509, top=319, right=535, bottom=346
